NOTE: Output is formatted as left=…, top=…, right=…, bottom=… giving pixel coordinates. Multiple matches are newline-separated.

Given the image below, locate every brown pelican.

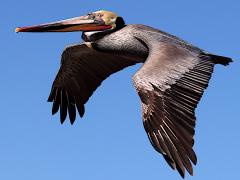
left=16, top=10, right=232, bottom=178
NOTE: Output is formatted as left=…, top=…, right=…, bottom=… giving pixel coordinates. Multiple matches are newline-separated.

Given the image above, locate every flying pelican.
left=16, top=10, right=232, bottom=177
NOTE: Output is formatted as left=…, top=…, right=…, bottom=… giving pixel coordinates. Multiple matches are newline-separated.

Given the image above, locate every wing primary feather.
left=52, top=88, right=60, bottom=115
left=144, top=119, right=165, bottom=154
left=144, top=118, right=169, bottom=156
left=76, top=101, right=85, bottom=117
left=66, top=91, right=76, bottom=124
left=163, top=112, right=197, bottom=164
left=48, top=87, right=56, bottom=102
left=162, top=121, right=194, bottom=175
left=60, top=89, right=67, bottom=124
left=152, top=107, right=194, bottom=171
left=160, top=126, right=185, bottom=178
left=162, top=102, right=193, bottom=136
left=165, top=109, right=195, bottom=144
left=49, top=44, right=137, bottom=122
left=163, top=155, right=176, bottom=170
left=146, top=114, right=176, bottom=168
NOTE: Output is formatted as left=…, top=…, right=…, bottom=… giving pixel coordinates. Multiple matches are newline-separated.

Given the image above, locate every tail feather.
left=208, top=54, right=233, bottom=66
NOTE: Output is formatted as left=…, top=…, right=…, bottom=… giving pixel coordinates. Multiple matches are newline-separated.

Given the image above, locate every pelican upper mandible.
left=16, top=10, right=232, bottom=178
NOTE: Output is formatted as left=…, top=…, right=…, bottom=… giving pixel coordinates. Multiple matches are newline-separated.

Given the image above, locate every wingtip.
left=52, top=102, right=59, bottom=115
left=176, top=164, right=185, bottom=178
left=80, top=113, right=84, bottom=118
left=76, top=104, right=85, bottom=118
left=60, top=118, right=65, bottom=124
left=69, top=118, right=76, bottom=125
left=179, top=170, right=185, bottom=179
left=222, top=58, right=233, bottom=66
left=191, top=151, right=197, bottom=165
left=190, top=170, right=194, bottom=176
left=208, top=54, right=233, bottom=66
left=47, top=97, right=53, bottom=102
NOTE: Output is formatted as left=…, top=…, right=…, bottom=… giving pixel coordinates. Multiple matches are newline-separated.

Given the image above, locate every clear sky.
left=1, top=0, right=239, bottom=179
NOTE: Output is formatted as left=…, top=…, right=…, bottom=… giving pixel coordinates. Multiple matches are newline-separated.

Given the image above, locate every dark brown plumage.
left=16, top=10, right=232, bottom=178
left=47, top=44, right=136, bottom=124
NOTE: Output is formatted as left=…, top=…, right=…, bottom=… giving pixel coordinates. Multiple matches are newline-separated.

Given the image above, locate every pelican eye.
left=96, top=13, right=103, bottom=17
left=88, top=13, right=95, bottom=20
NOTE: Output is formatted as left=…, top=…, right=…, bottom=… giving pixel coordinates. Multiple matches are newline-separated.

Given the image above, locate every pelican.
left=16, top=10, right=232, bottom=177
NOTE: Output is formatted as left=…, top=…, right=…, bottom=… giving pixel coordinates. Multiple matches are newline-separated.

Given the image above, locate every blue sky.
left=1, top=0, right=239, bottom=179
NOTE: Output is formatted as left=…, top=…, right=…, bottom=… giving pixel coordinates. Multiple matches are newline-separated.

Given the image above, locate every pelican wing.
left=132, top=35, right=218, bottom=177
left=48, top=44, right=136, bottom=124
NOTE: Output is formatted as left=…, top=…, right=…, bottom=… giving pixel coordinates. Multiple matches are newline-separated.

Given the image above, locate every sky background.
left=1, top=0, right=239, bottom=179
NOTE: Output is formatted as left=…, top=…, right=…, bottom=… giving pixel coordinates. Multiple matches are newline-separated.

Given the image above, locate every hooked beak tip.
left=15, top=27, right=21, bottom=33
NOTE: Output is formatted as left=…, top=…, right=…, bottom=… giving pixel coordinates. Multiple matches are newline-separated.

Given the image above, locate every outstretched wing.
left=48, top=44, right=137, bottom=124
left=132, top=36, right=217, bottom=177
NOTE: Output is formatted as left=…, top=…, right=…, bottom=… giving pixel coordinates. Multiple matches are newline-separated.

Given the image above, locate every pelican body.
left=16, top=10, right=232, bottom=178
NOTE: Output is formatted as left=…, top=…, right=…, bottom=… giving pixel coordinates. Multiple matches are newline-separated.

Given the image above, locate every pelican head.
left=15, top=10, right=125, bottom=33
